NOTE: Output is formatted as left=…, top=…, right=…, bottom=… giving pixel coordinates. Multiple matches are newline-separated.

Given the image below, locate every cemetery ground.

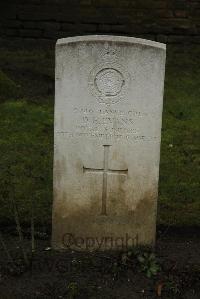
left=0, top=40, right=199, bottom=298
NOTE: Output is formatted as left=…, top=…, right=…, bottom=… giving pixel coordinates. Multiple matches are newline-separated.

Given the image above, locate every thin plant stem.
left=0, top=231, right=16, bottom=268
left=11, top=188, right=29, bottom=266
left=31, top=197, right=35, bottom=252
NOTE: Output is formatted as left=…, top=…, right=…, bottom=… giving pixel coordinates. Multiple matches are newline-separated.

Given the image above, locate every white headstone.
left=52, top=35, right=166, bottom=250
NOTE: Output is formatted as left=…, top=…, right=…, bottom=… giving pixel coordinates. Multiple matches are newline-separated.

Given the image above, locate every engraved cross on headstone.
left=83, top=145, right=128, bottom=215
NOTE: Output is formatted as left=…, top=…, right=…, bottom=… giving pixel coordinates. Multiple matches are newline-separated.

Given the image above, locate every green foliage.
left=0, top=101, right=53, bottom=225
left=137, top=252, right=160, bottom=278
left=158, top=45, right=200, bottom=226
left=120, top=248, right=160, bottom=278
left=165, top=276, right=180, bottom=295
left=110, top=261, right=125, bottom=279
left=67, top=282, right=79, bottom=299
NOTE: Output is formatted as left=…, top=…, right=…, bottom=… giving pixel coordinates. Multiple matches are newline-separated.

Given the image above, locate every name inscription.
left=56, top=106, right=158, bottom=142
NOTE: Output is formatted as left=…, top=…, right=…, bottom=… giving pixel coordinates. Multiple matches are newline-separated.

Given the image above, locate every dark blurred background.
left=1, top=0, right=200, bottom=45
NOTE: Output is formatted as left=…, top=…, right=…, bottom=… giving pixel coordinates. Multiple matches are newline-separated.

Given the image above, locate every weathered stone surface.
left=52, top=35, right=166, bottom=251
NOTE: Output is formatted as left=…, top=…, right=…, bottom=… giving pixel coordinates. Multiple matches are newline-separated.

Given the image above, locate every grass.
left=0, top=43, right=199, bottom=227
left=0, top=100, right=53, bottom=226
left=158, top=45, right=200, bottom=226
left=0, top=70, right=21, bottom=101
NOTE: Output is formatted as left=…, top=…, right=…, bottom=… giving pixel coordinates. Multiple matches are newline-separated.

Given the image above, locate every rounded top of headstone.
left=56, top=35, right=166, bottom=50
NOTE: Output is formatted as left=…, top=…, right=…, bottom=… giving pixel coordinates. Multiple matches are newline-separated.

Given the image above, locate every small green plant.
left=67, top=282, right=79, bottom=299
left=165, top=276, right=180, bottom=295
left=111, top=261, right=123, bottom=279
left=137, top=252, right=160, bottom=278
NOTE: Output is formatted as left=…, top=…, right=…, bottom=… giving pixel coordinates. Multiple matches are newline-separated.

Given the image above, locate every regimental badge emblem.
left=88, top=62, right=130, bottom=105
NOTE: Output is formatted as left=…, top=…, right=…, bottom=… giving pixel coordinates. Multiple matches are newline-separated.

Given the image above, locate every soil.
left=0, top=226, right=200, bottom=299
